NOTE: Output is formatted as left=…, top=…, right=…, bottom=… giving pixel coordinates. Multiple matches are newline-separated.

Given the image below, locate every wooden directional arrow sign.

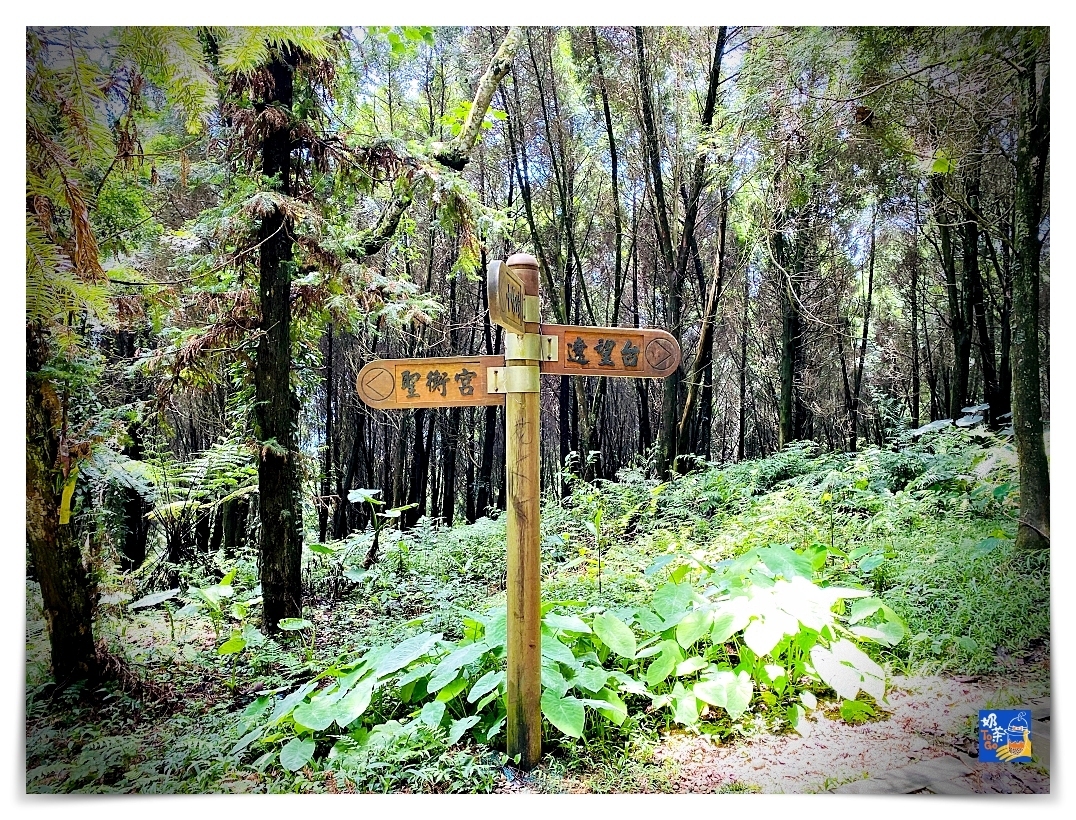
left=356, top=355, right=506, bottom=409
left=540, top=324, right=681, bottom=378
left=355, top=255, right=682, bottom=772
left=487, top=260, right=527, bottom=335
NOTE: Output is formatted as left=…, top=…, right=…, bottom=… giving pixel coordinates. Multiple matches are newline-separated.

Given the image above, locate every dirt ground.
left=653, top=653, right=1050, bottom=794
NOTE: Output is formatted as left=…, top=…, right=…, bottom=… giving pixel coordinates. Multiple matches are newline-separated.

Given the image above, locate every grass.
left=25, top=423, right=1049, bottom=792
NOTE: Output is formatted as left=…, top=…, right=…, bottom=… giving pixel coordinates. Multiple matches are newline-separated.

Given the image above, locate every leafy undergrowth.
left=25, top=424, right=1049, bottom=793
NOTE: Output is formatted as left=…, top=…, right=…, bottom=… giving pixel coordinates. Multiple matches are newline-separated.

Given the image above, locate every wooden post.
left=504, top=252, right=542, bottom=769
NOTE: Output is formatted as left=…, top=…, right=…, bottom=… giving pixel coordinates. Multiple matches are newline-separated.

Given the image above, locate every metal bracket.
left=524, top=295, right=541, bottom=323
left=487, top=365, right=540, bottom=393
left=505, top=332, right=542, bottom=360
left=540, top=334, right=558, bottom=362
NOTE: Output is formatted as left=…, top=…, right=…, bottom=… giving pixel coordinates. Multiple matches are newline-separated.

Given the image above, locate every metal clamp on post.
left=523, top=295, right=541, bottom=323
left=505, top=332, right=542, bottom=361
left=487, top=365, right=540, bottom=394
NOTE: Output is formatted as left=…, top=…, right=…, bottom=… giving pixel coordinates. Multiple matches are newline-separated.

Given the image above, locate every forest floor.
left=492, top=645, right=1051, bottom=795
left=25, top=426, right=1052, bottom=794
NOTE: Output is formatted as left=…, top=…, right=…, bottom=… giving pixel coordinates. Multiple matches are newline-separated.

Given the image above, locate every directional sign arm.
left=356, top=356, right=506, bottom=409
left=539, top=324, right=681, bottom=378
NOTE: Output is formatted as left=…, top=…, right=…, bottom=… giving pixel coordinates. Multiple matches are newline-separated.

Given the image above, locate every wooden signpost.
left=355, top=253, right=681, bottom=770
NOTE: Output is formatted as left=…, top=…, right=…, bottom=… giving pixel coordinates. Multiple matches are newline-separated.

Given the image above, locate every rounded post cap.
left=506, top=252, right=539, bottom=295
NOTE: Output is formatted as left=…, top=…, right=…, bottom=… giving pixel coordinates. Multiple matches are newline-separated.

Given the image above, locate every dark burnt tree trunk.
left=1012, top=33, right=1050, bottom=552
left=962, top=156, right=999, bottom=425
left=255, top=49, right=304, bottom=634
left=26, top=323, right=98, bottom=684
left=319, top=322, right=334, bottom=542
left=776, top=226, right=802, bottom=449
left=849, top=210, right=877, bottom=452
left=931, top=173, right=972, bottom=418
left=635, top=26, right=679, bottom=476
left=738, top=263, right=750, bottom=461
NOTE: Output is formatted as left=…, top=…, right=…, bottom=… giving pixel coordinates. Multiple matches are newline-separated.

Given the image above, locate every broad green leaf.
left=279, top=737, right=315, bottom=772
left=850, top=623, right=903, bottom=646
left=344, top=567, right=373, bottom=583
left=840, top=698, right=876, bottom=724
left=694, top=670, right=752, bottom=720
left=541, top=662, right=571, bottom=698
left=646, top=641, right=681, bottom=687
left=374, top=632, right=441, bottom=678
left=571, top=665, right=610, bottom=694
left=676, top=656, right=709, bottom=677
left=347, top=488, right=382, bottom=505
left=427, top=642, right=488, bottom=692
left=633, top=607, right=666, bottom=633
left=743, top=609, right=797, bottom=658
left=848, top=597, right=884, bottom=624
left=308, top=543, right=335, bottom=555
left=652, top=582, right=693, bottom=620
left=541, top=631, right=581, bottom=668
left=293, top=690, right=343, bottom=731
left=541, top=690, right=585, bottom=738
left=334, top=678, right=374, bottom=727
left=759, top=544, right=813, bottom=580
left=476, top=689, right=501, bottom=711
left=810, top=639, right=885, bottom=701
left=218, top=633, right=247, bottom=655
left=128, top=588, right=180, bottom=610
left=858, top=554, right=885, bottom=572
left=419, top=700, right=446, bottom=728
left=692, top=675, right=729, bottom=709
left=483, top=611, right=508, bottom=650
left=591, top=687, right=627, bottom=725
left=972, top=536, right=1004, bottom=558
left=278, top=618, right=313, bottom=632
left=676, top=608, right=712, bottom=649
left=543, top=612, right=592, bottom=633
left=270, top=682, right=317, bottom=724
left=645, top=555, right=676, bottom=576
left=447, top=715, right=481, bottom=745
left=725, top=671, right=753, bottom=720
left=242, top=695, right=271, bottom=721
left=788, top=704, right=812, bottom=737
left=593, top=612, right=637, bottom=659
left=230, top=727, right=262, bottom=756
left=608, top=669, right=650, bottom=697
left=396, top=663, right=435, bottom=688
left=709, top=610, right=738, bottom=644
left=671, top=682, right=699, bottom=726
left=468, top=669, right=505, bottom=703
left=435, top=675, right=469, bottom=702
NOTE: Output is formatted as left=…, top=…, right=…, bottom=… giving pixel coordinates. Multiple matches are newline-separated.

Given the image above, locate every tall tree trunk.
left=635, top=27, right=679, bottom=476
left=738, top=264, right=749, bottom=461
left=26, top=324, right=98, bottom=684
left=442, top=407, right=461, bottom=526
left=776, top=227, right=800, bottom=448
left=319, top=322, right=333, bottom=542
left=255, top=49, right=304, bottom=634
left=962, top=156, right=998, bottom=424
left=910, top=222, right=921, bottom=429
left=676, top=190, right=729, bottom=463
left=1012, top=34, right=1050, bottom=552
left=931, top=174, right=971, bottom=418
left=849, top=209, right=877, bottom=452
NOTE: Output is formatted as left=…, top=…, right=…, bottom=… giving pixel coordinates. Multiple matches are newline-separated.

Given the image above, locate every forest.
left=25, top=25, right=1050, bottom=794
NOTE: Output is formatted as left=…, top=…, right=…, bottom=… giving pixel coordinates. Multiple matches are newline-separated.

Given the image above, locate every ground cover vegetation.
left=26, top=25, right=1048, bottom=793
left=26, top=424, right=1048, bottom=792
